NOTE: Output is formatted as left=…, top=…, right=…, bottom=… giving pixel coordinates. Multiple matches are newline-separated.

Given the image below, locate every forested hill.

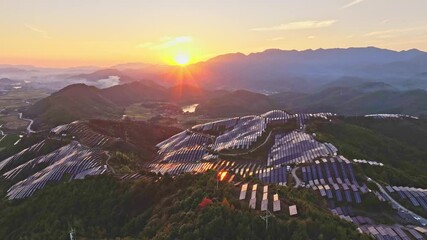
left=0, top=172, right=369, bottom=239
left=308, top=117, right=427, bottom=187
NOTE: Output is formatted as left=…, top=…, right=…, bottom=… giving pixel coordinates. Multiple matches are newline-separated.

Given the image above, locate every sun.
left=174, top=53, right=190, bottom=66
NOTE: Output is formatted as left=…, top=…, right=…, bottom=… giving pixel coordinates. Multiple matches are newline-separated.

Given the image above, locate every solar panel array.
left=149, top=161, right=216, bottom=175
left=156, top=131, right=211, bottom=163
left=3, top=142, right=108, bottom=200
left=330, top=206, right=374, bottom=225
left=256, top=166, right=288, bottom=186
left=268, top=131, right=337, bottom=166
left=386, top=186, right=427, bottom=213
left=149, top=158, right=288, bottom=185
left=330, top=205, right=426, bottom=240
left=364, top=114, right=419, bottom=120
left=294, top=113, right=334, bottom=129
left=212, top=116, right=267, bottom=151
left=191, top=117, right=239, bottom=132
left=239, top=182, right=286, bottom=213
left=51, top=121, right=118, bottom=147
left=150, top=111, right=339, bottom=185
left=0, top=140, right=47, bottom=173
left=300, top=156, right=367, bottom=204
left=359, top=225, right=424, bottom=240
left=261, top=110, right=292, bottom=123
left=353, top=159, right=384, bottom=167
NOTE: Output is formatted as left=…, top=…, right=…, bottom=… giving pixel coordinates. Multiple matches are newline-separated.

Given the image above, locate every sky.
left=1, top=0, right=427, bottom=67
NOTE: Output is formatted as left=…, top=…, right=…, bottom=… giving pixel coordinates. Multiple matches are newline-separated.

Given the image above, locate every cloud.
left=380, top=19, right=390, bottom=25
left=307, top=35, right=317, bottom=39
left=252, top=20, right=336, bottom=31
left=73, top=76, right=120, bottom=89
left=342, top=0, right=365, bottom=9
left=136, top=36, right=193, bottom=50
left=365, top=28, right=421, bottom=38
left=25, top=24, right=50, bottom=39
left=270, top=37, right=285, bottom=41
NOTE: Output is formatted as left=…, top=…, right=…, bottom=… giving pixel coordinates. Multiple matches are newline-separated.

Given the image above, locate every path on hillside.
left=105, top=151, right=116, bottom=174
left=291, top=166, right=302, bottom=188
left=18, top=113, right=35, bottom=134
left=0, top=125, right=6, bottom=143
left=0, top=130, right=7, bottom=142
left=367, top=177, right=427, bottom=226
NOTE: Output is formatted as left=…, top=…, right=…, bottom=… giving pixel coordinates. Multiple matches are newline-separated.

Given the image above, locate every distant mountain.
left=398, top=72, right=427, bottom=90
left=3, top=47, right=427, bottom=93
left=320, top=77, right=397, bottom=92
left=25, top=84, right=123, bottom=129
left=0, top=78, right=19, bottom=87
left=271, top=87, right=427, bottom=116
left=69, top=68, right=136, bottom=83
left=0, top=67, right=36, bottom=74
left=85, top=47, right=426, bottom=92
left=100, top=81, right=167, bottom=106
left=181, top=47, right=427, bottom=92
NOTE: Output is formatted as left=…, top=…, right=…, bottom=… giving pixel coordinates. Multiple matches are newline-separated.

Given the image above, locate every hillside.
left=0, top=78, right=17, bottom=85
left=196, top=90, right=275, bottom=117
left=100, top=81, right=167, bottom=106
left=308, top=117, right=427, bottom=187
left=320, top=77, right=397, bottom=92
left=2, top=110, right=426, bottom=239
left=25, top=82, right=220, bottom=129
left=69, top=68, right=136, bottom=83
left=0, top=173, right=369, bottom=239
left=87, top=119, right=181, bottom=162
left=25, top=84, right=123, bottom=129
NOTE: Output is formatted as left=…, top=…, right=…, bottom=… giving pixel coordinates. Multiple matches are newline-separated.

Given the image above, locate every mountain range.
left=68, top=47, right=427, bottom=92
left=14, top=47, right=427, bottom=127
left=3, top=47, right=427, bottom=93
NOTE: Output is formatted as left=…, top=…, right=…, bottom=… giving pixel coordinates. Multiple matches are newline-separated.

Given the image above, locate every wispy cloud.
left=25, top=24, right=50, bottom=39
left=365, top=28, right=421, bottom=38
left=380, top=19, right=390, bottom=25
left=307, top=35, right=317, bottom=39
left=252, top=20, right=336, bottom=31
left=136, top=36, right=193, bottom=50
left=342, top=0, right=365, bottom=9
left=269, top=37, right=285, bottom=41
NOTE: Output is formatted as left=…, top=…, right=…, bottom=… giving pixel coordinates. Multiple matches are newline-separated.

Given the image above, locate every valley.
left=2, top=48, right=427, bottom=239
left=1, top=91, right=427, bottom=238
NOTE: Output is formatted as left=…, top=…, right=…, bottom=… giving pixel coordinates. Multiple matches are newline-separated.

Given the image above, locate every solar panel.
left=289, top=205, right=298, bottom=216
left=261, top=199, right=268, bottom=211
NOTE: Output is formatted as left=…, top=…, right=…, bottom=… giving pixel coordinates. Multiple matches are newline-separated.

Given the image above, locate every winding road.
left=367, top=177, right=427, bottom=226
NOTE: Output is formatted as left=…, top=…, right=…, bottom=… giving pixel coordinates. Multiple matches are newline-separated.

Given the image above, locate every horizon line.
left=1, top=45, right=425, bottom=69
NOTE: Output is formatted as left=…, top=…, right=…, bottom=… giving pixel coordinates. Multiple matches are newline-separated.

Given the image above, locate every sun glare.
left=174, top=53, right=190, bottom=66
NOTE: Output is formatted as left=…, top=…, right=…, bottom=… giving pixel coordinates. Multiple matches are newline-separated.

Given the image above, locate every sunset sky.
left=1, top=0, right=427, bottom=67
